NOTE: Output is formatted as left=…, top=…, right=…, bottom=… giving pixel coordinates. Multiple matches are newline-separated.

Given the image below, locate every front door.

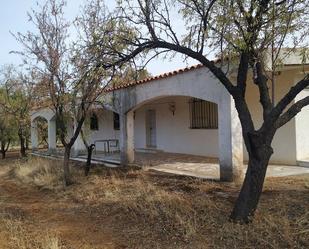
left=146, top=110, right=157, bottom=148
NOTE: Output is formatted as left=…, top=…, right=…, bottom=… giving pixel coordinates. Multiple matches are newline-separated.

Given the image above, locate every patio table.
left=94, top=139, right=119, bottom=154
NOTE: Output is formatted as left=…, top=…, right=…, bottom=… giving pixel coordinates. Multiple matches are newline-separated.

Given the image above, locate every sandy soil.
left=0, top=159, right=122, bottom=249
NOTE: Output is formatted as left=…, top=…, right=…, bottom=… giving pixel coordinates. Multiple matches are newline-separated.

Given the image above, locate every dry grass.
left=13, top=158, right=63, bottom=188
left=11, top=157, right=83, bottom=190
left=63, top=169, right=309, bottom=248
left=0, top=156, right=308, bottom=248
left=2, top=218, right=63, bottom=249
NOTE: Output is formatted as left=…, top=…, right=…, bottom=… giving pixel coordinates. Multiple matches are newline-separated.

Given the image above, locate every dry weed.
left=13, top=158, right=63, bottom=188
left=1, top=158, right=308, bottom=248
left=11, top=157, right=83, bottom=190
left=2, top=217, right=64, bottom=249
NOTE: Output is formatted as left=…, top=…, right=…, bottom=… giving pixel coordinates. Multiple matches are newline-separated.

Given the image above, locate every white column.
left=218, top=95, right=244, bottom=182
left=72, top=132, right=85, bottom=157
left=120, top=110, right=135, bottom=165
left=295, top=73, right=309, bottom=161
left=48, top=119, right=57, bottom=154
left=30, top=120, right=39, bottom=151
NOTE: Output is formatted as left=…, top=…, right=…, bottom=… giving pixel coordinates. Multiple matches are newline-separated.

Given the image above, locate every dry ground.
left=0, top=154, right=308, bottom=249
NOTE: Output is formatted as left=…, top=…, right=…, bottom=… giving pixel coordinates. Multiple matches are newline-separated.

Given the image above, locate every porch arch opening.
left=128, top=95, right=221, bottom=179
left=32, top=116, right=49, bottom=149
left=120, top=90, right=243, bottom=181
left=31, top=114, right=57, bottom=154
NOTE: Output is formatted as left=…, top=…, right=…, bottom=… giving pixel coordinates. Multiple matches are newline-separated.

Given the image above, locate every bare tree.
left=96, top=0, right=309, bottom=222
left=14, top=0, right=118, bottom=185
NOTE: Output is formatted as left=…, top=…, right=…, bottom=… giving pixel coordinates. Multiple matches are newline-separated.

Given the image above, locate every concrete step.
left=32, top=152, right=120, bottom=168
left=297, top=159, right=309, bottom=168
left=95, top=158, right=120, bottom=166
left=135, top=148, right=163, bottom=154
left=77, top=155, right=120, bottom=166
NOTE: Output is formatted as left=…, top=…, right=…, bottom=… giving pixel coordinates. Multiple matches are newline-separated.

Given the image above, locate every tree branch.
left=253, top=61, right=273, bottom=120
left=275, top=95, right=309, bottom=129
left=271, top=75, right=309, bottom=121
left=237, top=52, right=249, bottom=96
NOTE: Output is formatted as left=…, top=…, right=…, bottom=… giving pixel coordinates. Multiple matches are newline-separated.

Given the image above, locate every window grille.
left=113, top=112, right=120, bottom=130
left=90, top=113, right=99, bottom=130
left=189, top=98, right=218, bottom=129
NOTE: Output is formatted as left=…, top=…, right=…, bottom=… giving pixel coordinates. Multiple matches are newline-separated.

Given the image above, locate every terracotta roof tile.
left=104, top=63, right=204, bottom=92
left=32, top=63, right=214, bottom=110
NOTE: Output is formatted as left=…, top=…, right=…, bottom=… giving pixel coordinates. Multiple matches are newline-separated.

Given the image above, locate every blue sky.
left=0, top=0, right=196, bottom=75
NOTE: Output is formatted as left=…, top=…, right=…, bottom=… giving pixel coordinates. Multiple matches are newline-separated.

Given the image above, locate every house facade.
left=30, top=56, right=309, bottom=181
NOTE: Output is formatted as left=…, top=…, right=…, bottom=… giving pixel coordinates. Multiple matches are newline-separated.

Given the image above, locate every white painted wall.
left=73, top=108, right=120, bottom=152
left=118, top=66, right=243, bottom=181
left=31, top=108, right=55, bottom=122
left=245, top=69, right=298, bottom=164
left=30, top=108, right=57, bottom=152
left=134, top=96, right=219, bottom=157
left=131, top=68, right=307, bottom=165
left=31, top=66, right=309, bottom=167
left=295, top=88, right=309, bottom=161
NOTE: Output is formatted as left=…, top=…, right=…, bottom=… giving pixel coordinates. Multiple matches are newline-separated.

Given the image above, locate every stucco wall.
left=73, top=108, right=120, bottom=152
left=131, top=68, right=307, bottom=165
left=31, top=66, right=309, bottom=166
left=134, top=96, right=219, bottom=157
left=31, top=108, right=55, bottom=122
left=295, top=88, right=309, bottom=161
left=244, top=69, right=298, bottom=164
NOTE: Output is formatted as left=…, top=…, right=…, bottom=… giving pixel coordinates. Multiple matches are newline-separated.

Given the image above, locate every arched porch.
left=30, top=108, right=57, bottom=154
left=115, top=66, right=243, bottom=181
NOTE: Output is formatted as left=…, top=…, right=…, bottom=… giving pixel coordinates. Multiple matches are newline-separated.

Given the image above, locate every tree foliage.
left=0, top=65, right=34, bottom=157
left=0, top=109, right=17, bottom=159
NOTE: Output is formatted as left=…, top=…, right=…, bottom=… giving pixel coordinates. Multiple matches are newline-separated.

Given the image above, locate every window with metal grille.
left=189, top=98, right=218, bottom=129
left=90, top=113, right=99, bottom=130
left=113, top=112, right=120, bottom=130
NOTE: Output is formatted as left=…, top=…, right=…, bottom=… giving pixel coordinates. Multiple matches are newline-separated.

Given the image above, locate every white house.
left=30, top=54, right=309, bottom=181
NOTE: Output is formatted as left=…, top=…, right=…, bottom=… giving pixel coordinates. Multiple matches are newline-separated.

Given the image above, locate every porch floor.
left=32, top=150, right=309, bottom=180
left=135, top=152, right=309, bottom=179
left=134, top=152, right=220, bottom=180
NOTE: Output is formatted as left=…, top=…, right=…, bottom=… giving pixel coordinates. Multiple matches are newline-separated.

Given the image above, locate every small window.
left=189, top=98, right=218, bottom=129
left=113, top=112, right=120, bottom=130
left=90, top=113, right=99, bottom=130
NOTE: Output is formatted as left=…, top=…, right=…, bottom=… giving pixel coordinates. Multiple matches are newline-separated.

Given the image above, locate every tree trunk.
left=20, top=140, right=26, bottom=157
left=63, top=146, right=72, bottom=186
left=1, top=140, right=10, bottom=159
left=1, top=143, right=5, bottom=159
left=25, top=138, right=29, bottom=150
left=18, top=130, right=27, bottom=157
left=230, top=139, right=273, bottom=223
left=1, top=151, right=5, bottom=159
left=85, top=144, right=95, bottom=176
left=1, top=142, right=5, bottom=159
